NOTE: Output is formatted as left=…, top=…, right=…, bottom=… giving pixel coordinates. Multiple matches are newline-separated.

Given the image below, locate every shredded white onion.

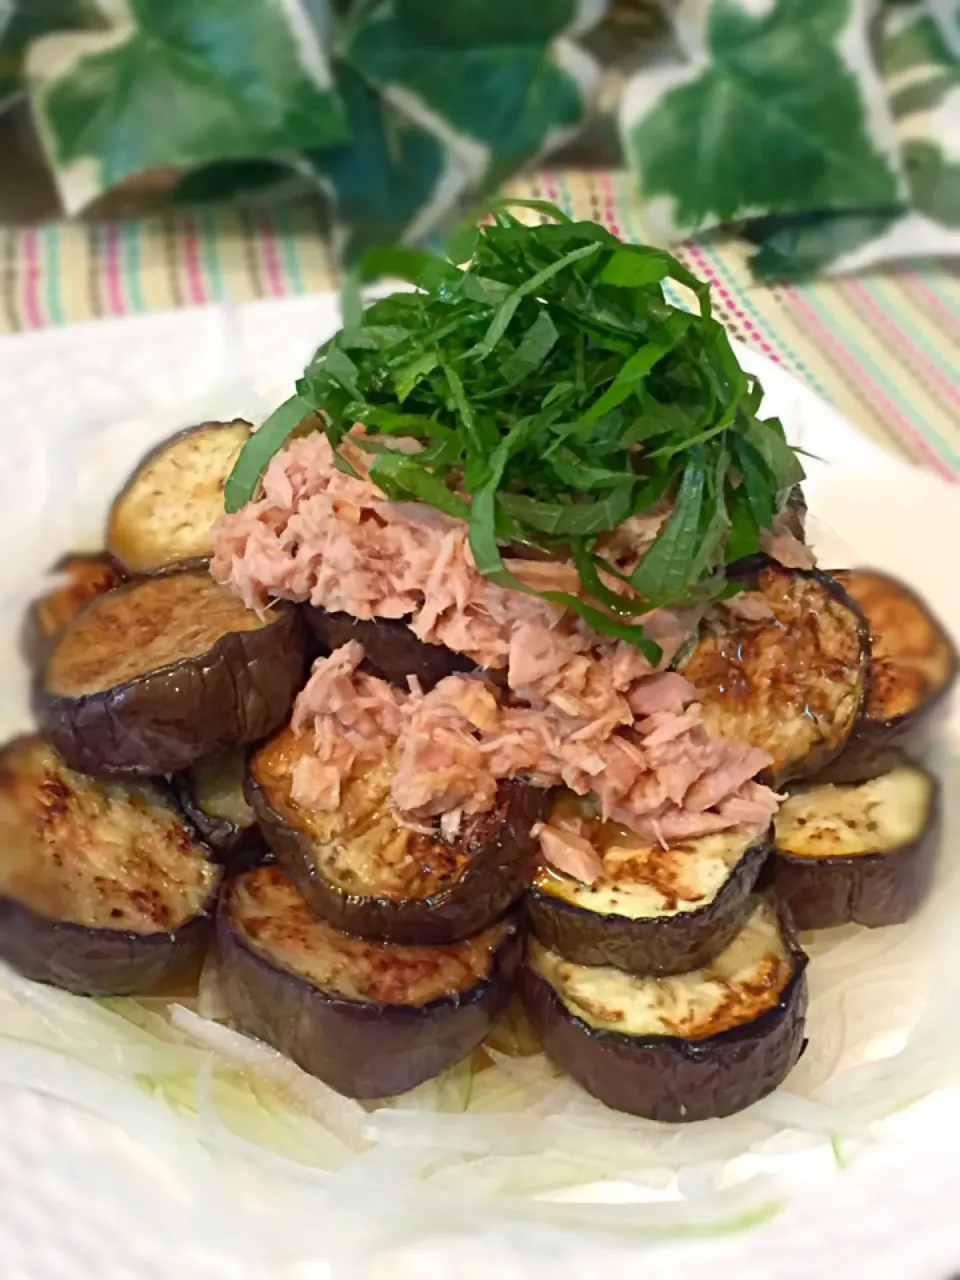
left=0, top=732, right=953, bottom=1237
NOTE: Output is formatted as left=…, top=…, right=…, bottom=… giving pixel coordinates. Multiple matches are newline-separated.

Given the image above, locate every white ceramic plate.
left=0, top=295, right=958, bottom=1280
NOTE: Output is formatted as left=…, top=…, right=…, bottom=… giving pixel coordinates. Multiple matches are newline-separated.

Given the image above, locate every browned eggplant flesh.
left=816, top=569, right=958, bottom=783
left=679, top=561, right=869, bottom=787
left=527, top=791, right=771, bottom=974
left=768, top=762, right=939, bottom=929
left=0, top=735, right=219, bottom=994
left=106, top=419, right=252, bottom=574
left=173, top=750, right=267, bottom=869
left=37, top=568, right=305, bottom=778
left=247, top=724, right=547, bottom=944
left=22, top=552, right=126, bottom=671
left=218, top=864, right=520, bottom=1097
left=305, top=607, right=478, bottom=690
left=522, top=896, right=808, bottom=1122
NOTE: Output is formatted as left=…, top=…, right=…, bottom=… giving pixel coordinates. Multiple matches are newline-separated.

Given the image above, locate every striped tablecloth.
left=1, top=169, right=958, bottom=481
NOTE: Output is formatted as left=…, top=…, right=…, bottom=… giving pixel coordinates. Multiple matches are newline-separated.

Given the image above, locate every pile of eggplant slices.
left=2, top=418, right=954, bottom=1125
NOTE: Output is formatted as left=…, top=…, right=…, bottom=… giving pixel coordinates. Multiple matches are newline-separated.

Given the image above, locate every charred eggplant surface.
left=816, top=569, right=958, bottom=783
left=769, top=763, right=939, bottom=929
left=247, top=725, right=546, bottom=944
left=219, top=865, right=519, bottom=1097
left=523, top=897, right=807, bottom=1122
left=680, top=562, right=868, bottom=787
left=304, top=607, right=477, bottom=690
left=0, top=736, right=219, bottom=994
left=37, top=569, right=305, bottom=778
left=528, top=794, right=770, bottom=974
left=173, top=750, right=267, bottom=869
left=107, top=419, right=252, bottom=574
left=22, top=553, right=126, bottom=671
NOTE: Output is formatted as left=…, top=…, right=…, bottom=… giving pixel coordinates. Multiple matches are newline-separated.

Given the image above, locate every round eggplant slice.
left=218, top=864, right=520, bottom=1098
left=767, top=763, right=939, bottom=929
left=0, top=736, right=220, bottom=995
left=813, top=570, right=958, bottom=784
left=37, top=569, right=306, bottom=778
left=679, top=561, right=869, bottom=787
left=106, top=419, right=252, bottom=574
left=527, top=794, right=771, bottom=975
left=21, top=552, right=126, bottom=672
left=246, top=725, right=549, bottom=945
left=304, top=607, right=477, bottom=691
left=522, top=896, right=808, bottom=1122
left=172, top=750, right=267, bottom=870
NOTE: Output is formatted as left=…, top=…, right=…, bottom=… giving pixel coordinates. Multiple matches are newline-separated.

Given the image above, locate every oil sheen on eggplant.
left=37, top=569, right=306, bottom=778
left=679, top=560, right=869, bottom=787
left=246, top=724, right=548, bottom=945
left=218, top=864, right=520, bottom=1097
left=522, top=896, right=808, bottom=1122
left=0, top=735, right=220, bottom=994
left=767, top=763, right=939, bottom=928
left=527, top=792, right=771, bottom=975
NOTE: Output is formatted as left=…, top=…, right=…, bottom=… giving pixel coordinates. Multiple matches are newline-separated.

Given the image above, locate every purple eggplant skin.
left=172, top=756, right=269, bottom=872
left=36, top=572, right=307, bottom=779
left=681, top=559, right=870, bottom=789
left=217, top=869, right=522, bottom=1098
left=246, top=724, right=551, bottom=944
left=304, top=606, right=478, bottom=691
left=526, top=833, right=771, bottom=976
left=0, top=735, right=221, bottom=995
left=248, top=767, right=550, bottom=946
left=765, top=772, right=941, bottom=930
left=521, top=901, right=808, bottom=1123
left=811, top=571, right=958, bottom=786
left=0, top=889, right=217, bottom=996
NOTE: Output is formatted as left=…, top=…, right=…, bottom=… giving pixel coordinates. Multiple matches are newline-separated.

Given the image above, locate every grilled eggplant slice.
left=219, top=865, right=520, bottom=1097
left=173, top=750, right=267, bottom=870
left=522, top=896, right=807, bottom=1122
left=247, top=724, right=548, bottom=945
left=106, top=420, right=251, bottom=574
left=21, top=553, right=126, bottom=672
left=767, top=763, right=939, bottom=929
left=527, top=794, right=771, bottom=975
left=0, top=736, right=220, bottom=994
left=37, top=569, right=306, bottom=778
left=814, top=570, right=958, bottom=784
left=679, top=561, right=869, bottom=787
left=304, top=608, right=477, bottom=690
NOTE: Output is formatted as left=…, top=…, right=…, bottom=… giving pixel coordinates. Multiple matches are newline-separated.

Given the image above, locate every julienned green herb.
left=225, top=201, right=804, bottom=659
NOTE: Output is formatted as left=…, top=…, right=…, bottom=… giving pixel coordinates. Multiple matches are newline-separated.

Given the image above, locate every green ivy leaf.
left=623, top=0, right=902, bottom=238
left=387, top=0, right=590, bottom=46
left=904, top=138, right=960, bottom=227
left=0, top=0, right=98, bottom=111
left=881, top=5, right=960, bottom=229
left=745, top=208, right=903, bottom=280
left=743, top=2, right=960, bottom=278
left=172, top=159, right=307, bottom=206
left=294, top=62, right=470, bottom=263
left=30, top=0, right=347, bottom=211
left=344, top=0, right=600, bottom=184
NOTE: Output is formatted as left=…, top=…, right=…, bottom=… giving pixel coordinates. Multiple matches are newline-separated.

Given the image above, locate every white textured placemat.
left=0, top=296, right=957, bottom=1280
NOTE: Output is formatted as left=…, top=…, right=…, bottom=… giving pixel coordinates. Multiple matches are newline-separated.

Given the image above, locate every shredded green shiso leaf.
left=225, top=201, right=804, bottom=657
